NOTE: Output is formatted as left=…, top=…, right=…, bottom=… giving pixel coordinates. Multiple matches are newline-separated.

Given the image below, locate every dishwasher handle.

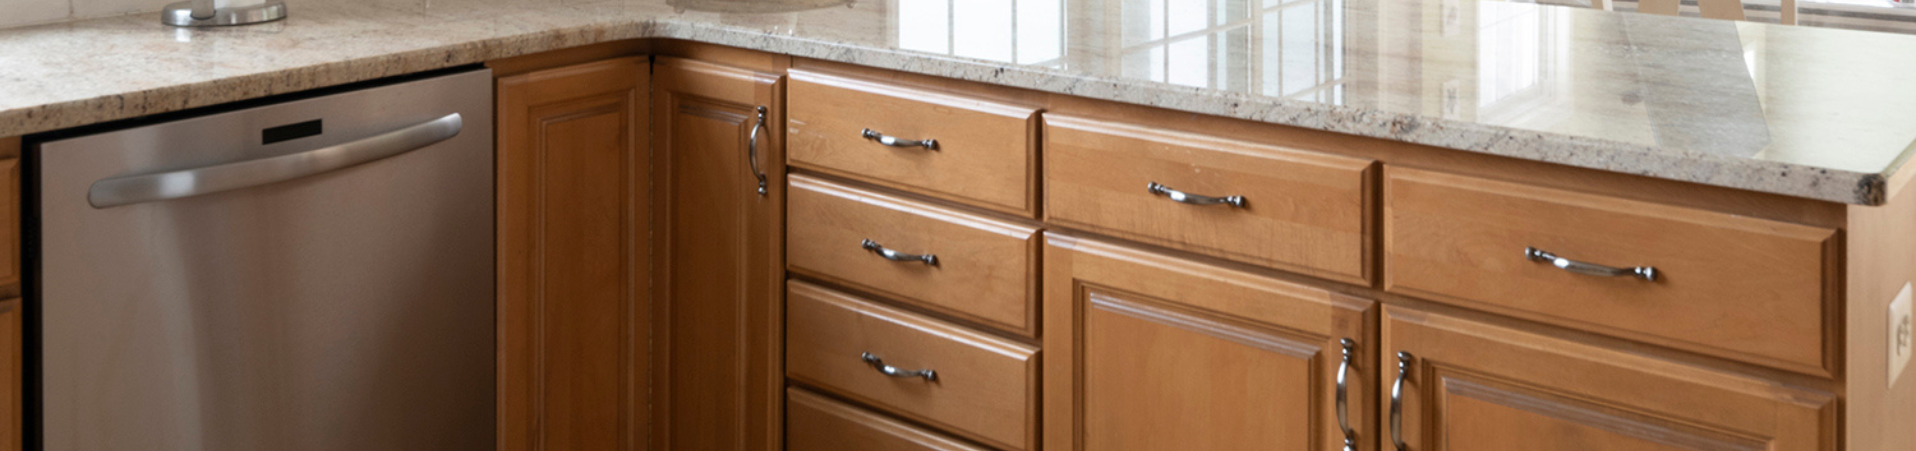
left=87, top=113, right=464, bottom=208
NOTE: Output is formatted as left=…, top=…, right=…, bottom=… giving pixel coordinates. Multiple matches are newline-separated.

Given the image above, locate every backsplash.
left=0, top=0, right=163, bottom=29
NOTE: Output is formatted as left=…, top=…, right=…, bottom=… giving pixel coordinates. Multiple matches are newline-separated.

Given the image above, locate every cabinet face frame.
left=648, top=55, right=787, bottom=451
left=495, top=56, right=652, bottom=451
left=1042, top=233, right=1374, bottom=451
left=1381, top=304, right=1836, bottom=451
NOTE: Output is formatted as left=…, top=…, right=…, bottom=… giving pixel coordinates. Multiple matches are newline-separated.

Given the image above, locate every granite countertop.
left=3, top=0, right=1916, bottom=204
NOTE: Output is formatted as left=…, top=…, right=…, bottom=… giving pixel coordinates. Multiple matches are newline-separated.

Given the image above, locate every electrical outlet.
left=1890, top=283, right=1913, bottom=388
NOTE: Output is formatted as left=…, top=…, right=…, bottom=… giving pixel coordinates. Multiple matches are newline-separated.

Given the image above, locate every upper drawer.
left=788, top=70, right=1041, bottom=217
left=788, top=174, right=1041, bottom=337
left=1384, top=167, right=1838, bottom=375
left=786, top=281, right=1039, bottom=451
left=1044, top=115, right=1375, bottom=284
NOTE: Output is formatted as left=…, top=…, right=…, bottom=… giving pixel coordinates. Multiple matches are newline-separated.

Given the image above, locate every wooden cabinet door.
left=649, top=56, right=784, bottom=451
left=1043, top=233, right=1373, bottom=451
left=1382, top=305, right=1835, bottom=451
left=497, top=57, right=653, bottom=451
left=497, top=56, right=653, bottom=451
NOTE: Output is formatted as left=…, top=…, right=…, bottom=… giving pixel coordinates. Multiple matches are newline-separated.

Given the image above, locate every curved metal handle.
left=860, top=128, right=938, bottom=150
left=748, top=106, right=769, bottom=196
left=89, top=113, right=463, bottom=209
left=1391, top=352, right=1412, bottom=451
left=1524, top=247, right=1657, bottom=281
left=1146, top=182, right=1246, bottom=208
left=862, top=239, right=938, bottom=266
left=861, top=352, right=936, bottom=381
left=1336, top=338, right=1358, bottom=451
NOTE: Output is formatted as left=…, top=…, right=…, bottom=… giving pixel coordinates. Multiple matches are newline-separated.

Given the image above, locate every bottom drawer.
left=786, top=280, right=1038, bottom=451
left=788, top=387, right=991, bottom=451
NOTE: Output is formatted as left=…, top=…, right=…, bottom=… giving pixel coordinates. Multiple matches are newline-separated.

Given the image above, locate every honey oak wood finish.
left=1044, top=114, right=1375, bottom=285
left=786, top=69, right=1042, bottom=217
left=648, top=55, right=786, bottom=451
left=0, top=138, right=16, bottom=299
left=785, top=388, right=994, bottom=451
left=1382, top=304, right=1836, bottom=451
left=785, top=281, right=1039, bottom=451
left=1042, top=233, right=1374, bottom=451
left=0, top=298, right=17, bottom=451
left=1384, top=166, right=1839, bottom=376
left=1842, top=186, right=1916, bottom=451
left=786, top=174, right=1042, bottom=336
left=495, top=57, right=652, bottom=451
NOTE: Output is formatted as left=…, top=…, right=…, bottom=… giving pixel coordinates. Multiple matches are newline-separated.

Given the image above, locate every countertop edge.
left=0, top=16, right=1891, bottom=206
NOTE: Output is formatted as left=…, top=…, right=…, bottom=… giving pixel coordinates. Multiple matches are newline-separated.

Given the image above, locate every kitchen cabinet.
left=1042, top=233, right=1373, bottom=451
left=496, top=57, right=653, bottom=451
left=1381, top=304, right=1834, bottom=451
left=648, top=56, right=785, bottom=451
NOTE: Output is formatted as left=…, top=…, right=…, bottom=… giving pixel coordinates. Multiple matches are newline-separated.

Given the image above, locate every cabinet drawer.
left=1044, top=115, right=1374, bottom=284
left=1384, top=167, right=1838, bottom=375
left=786, top=281, right=1039, bottom=451
left=787, top=387, right=992, bottom=451
left=1384, top=305, right=1833, bottom=451
left=788, top=70, right=1040, bottom=217
left=788, top=174, right=1041, bottom=336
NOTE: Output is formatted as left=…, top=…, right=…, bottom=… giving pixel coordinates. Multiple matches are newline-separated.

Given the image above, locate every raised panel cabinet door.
left=497, top=57, right=652, bottom=451
left=1381, top=305, right=1835, bottom=451
left=649, top=56, right=785, bottom=451
left=1043, top=233, right=1374, bottom=451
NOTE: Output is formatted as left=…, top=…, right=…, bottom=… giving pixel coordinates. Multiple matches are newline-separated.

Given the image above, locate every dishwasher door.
left=33, top=68, right=494, bottom=451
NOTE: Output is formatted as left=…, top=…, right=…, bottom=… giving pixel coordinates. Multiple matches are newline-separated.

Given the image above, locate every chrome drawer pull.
left=1391, top=352, right=1412, bottom=451
left=1524, top=247, right=1658, bottom=281
left=860, top=128, right=938, bottom=150
left=1146, top=182, right=1246, bottom=208
left=860, top=352, right=937, bottom=381
left=1336, top=338, right=1358, bottom=451
left=862, top=239, right=939, bottom=266
left=747, top=106, right=769, bottom=196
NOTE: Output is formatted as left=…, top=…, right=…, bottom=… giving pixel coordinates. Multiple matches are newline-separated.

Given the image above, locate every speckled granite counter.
left=3, top=0, right=1916, bottom=204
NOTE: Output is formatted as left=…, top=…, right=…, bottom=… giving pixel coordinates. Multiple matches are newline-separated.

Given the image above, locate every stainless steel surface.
left=1336, top=338, right=1357, bottom=451
left=860, top=352, right=937, bottom=381
left=190, top=0, right=214, bottom=18
left=859, top=128, right=938, bottom=150
left=161, top=0, right=287, bottom=27
left=1524, top=247, right=1659, bottom=281
left=1146, top=181, right=1246, bottom=208
left=861, top=239, right=938, bottom=266
left=88, top=113, right=461, bottom=208
left=748, top=105, right=768, bottom=196
left=37, top=69, right=494, bottom=451
left=1391, top=352, right=1412, bottom=451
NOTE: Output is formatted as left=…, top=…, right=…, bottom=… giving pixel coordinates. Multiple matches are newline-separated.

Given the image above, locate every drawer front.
left=1385, top=305, right=1833, bottom=451
left=1384, top=167, right=1838, bottom=375
left=788, top=70, right=1040, bottom=216
left=787, top=387, right=992, bottom=451
left=1044, top=115, right=1374, bottom=284
left=788, top=174, right=1041, bottom=336
left=786, top=281, right=1039, bottom=451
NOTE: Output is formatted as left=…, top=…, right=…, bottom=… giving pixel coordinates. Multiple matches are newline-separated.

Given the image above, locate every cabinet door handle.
left=1336, top=338, right=1358, bottom=451
left=860, top=352, right=937, bottom=381
left=1524, top=247, right=1657, bottom=281
left=860, top=128, right=939, bottom=150
left=747, top=106, right=769, bottom=196
left=861, top=239, right=938, bottom=266
left=1391, top=352, right=1413, bottom=451
left=1146, top=182, right=1246, bottom=208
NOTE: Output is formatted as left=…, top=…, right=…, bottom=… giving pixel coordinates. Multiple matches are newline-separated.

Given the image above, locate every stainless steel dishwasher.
left=29, top=68, right=494, bottom=451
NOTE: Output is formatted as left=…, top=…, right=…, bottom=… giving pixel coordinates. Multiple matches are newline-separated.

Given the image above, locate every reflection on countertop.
left=2, top=0, right=1915, bottom=203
